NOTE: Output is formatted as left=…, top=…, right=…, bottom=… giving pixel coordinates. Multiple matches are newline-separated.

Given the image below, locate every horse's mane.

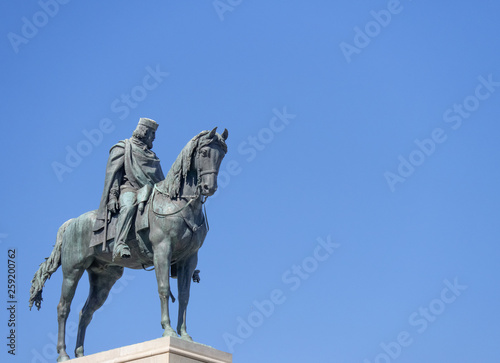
left=160, top=130, right=227, bottom=198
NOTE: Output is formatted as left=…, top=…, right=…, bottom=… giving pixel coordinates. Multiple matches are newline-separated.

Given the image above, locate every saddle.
left=89, top=185, right=152, bottom=248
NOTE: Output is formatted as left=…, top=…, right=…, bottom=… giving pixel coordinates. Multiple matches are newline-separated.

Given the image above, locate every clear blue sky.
left=2, top=1, right=500, bottom=362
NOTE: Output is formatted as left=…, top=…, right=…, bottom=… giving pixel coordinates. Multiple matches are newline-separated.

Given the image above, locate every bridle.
left=195, top=145, right=219, bottom=189
left=197, top=169, right=219, bottom=177
left=196, top=168, right=219, bottom=196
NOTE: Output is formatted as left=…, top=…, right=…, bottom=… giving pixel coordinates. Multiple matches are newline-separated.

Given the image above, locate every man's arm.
left=103, top=142, right=126, bottom=216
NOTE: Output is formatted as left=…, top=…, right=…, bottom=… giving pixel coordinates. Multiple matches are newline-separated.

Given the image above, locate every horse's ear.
left=221, top=128, right=228, bottom=141
left=208, top=127, right=217, bottom=139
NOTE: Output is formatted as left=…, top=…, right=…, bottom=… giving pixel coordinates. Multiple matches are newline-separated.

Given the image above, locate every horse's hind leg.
left=75, top=265, right=124, bottom=358
left=57, top=268, right=85, bottom=362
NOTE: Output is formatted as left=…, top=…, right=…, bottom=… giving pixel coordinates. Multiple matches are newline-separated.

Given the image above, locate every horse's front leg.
left=176, top=252, right=198, bottom=341
left=153, top=240, right=177, bottom=338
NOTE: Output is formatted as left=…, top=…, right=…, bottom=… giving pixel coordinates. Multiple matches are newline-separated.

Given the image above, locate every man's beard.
left=136, top=135, right=153, bottom=149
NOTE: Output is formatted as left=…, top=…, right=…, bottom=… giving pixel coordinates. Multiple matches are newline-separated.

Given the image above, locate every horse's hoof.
left=57, top=354, right=71, bottom=362
left=179, top=333, right=193, bottom=342
left=75, top=346, right=84, bottom=358
left=162, top=328, right=178, bottom=338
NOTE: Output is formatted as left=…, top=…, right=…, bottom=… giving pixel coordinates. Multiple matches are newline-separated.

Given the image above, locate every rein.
left=151, top=185, right=198, bottom=217
left=151, top=186, right=209, bottom=232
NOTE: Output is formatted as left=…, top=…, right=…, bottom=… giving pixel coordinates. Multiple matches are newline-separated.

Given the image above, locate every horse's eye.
left=201, top=149, right=208, bottom=157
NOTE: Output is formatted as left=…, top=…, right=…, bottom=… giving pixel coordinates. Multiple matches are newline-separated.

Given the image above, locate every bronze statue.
left=29, top=123, right=228, bottom=362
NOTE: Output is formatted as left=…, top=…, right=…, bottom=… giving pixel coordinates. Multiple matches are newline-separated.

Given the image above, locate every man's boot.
left=113, top=240, right=131, bottom=260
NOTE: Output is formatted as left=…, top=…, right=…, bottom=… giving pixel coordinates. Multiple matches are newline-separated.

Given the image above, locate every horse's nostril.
left=203, top=184, right=209, bottom=190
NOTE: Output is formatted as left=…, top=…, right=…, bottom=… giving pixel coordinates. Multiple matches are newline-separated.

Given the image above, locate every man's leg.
left=113, top=191, right=137, bottom=260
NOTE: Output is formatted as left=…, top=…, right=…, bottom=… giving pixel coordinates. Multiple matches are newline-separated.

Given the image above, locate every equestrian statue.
left=29, top=118, right=228, bottom=362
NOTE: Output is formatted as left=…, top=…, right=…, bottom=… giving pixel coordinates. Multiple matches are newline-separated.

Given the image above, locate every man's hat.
left=138, top=117, right=159, bottom=131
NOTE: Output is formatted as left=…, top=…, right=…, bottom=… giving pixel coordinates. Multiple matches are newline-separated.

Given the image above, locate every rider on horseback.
left=93, top=118, right=164, bottom=260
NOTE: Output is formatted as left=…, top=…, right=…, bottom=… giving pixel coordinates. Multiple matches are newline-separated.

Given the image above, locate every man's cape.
left=92, top=138, right=164, bottom=234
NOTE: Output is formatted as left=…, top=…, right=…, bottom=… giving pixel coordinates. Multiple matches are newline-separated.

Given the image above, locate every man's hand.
left=107, top=197, right=119, bottom=215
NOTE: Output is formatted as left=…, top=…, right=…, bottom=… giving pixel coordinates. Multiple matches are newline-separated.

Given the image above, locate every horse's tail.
left=29, top=218, right=74, bottom=311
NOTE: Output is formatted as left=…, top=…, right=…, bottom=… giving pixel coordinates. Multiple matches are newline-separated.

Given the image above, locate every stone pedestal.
left=70, top=336, right=232, bottom=363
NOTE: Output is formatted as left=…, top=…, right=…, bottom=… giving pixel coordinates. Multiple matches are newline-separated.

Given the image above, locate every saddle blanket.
left=89, top=202, right=149, bottom=248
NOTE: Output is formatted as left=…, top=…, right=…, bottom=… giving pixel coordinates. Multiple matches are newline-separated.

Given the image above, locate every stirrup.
left=113, top=244, right=131, bottom=260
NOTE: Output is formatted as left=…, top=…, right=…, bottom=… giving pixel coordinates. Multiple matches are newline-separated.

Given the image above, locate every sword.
left=102, top=206, right=109, bottom=251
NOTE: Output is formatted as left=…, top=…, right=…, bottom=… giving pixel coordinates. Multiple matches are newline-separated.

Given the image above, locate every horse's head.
left=161, top=128, right=228, bottom=199
left=193, top=127, right=228, bottom=196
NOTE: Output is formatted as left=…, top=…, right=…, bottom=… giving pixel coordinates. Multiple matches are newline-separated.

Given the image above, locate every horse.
left=29, top=127, right=228, bottom=362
